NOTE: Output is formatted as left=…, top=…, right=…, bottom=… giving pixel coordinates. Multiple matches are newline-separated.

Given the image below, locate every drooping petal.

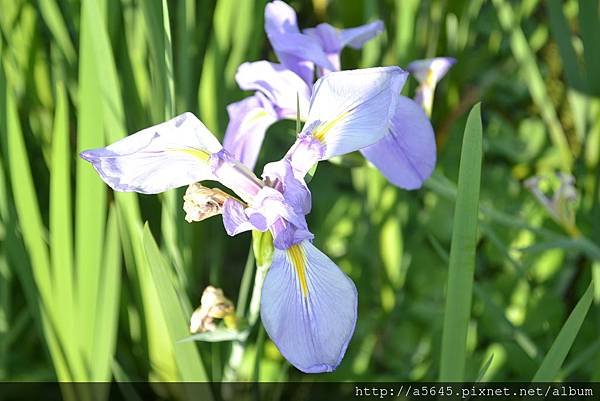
left=80, top=112, right=222, bottom=194
left=360, top=96, right=436, bottom=189
left=260, top=240, right=357, bottom=373
left=235, top=61, right=311, bottom=120
left=268, top=33, right=335, bottom=85
left=223, top=93, right=279, bottom=169
left=339, top=20, right=384, bottom=49
left=265, top=1, right=333, bottom=84
left=304, top=21, right=384, bottom=74
left=296, top=67, right=407, bottom=162
left=303, top=23, right=343, bottom=72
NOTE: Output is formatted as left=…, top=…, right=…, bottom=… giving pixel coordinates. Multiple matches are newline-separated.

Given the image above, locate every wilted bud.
left=183, top=184, right=230, bottom=223
left=190, top=286, right=236, bottom=333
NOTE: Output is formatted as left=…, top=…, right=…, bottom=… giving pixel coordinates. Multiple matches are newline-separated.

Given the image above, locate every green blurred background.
left=1, top=0, right=600, bottom=396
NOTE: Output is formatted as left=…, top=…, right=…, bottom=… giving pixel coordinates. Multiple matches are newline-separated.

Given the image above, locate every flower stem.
left=223, top=231, right=273, bottom=380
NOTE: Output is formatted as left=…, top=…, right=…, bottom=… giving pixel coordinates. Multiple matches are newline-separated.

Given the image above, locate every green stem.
left=224, top=231, right=273, bottom=380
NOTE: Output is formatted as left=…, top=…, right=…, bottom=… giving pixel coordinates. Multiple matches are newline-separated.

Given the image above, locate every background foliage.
left=1, top=0, right=600, bottom=398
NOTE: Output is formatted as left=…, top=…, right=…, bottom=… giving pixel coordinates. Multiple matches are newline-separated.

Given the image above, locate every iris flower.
left=407, top=57, right=456, bottom=117
left=81, top=67, right=408, bottom=373
left=223, top=0, right=383, bottom=169
left=224, top=0, right=437, bottom=190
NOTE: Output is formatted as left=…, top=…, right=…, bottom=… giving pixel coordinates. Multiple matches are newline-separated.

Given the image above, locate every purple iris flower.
left=224, top=0, right=438, bottom=190
left=81, top=67, right=405, bottom=373
left=224, top=0, right=384, bottom=170
left=407, top=57, right=456, bottom=116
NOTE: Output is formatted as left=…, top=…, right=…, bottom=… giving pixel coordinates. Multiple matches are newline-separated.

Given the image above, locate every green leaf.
left=198, top=0, right=236, bottom=134
left=49, top=80, right=74, bottom=353
left=440, top=103, right=483, bottom=381
left=532, top=282, right=594, bottom=381
left=75, top=0, right=108, bottom=373
left=142, top=224, right=210, bottom=383
left=38, top=0, right=77, bottom=64
left=140, top=0, right=175, bottom=118
left=4, top=83, right=78, bottom=381
left=476, top=353, right=494, bottom=382
left=91, top=206, right=122, bottom=381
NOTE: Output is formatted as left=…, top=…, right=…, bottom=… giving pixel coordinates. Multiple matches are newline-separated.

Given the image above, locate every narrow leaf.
left=532, top=282, right=594, bottom=381
left=142, top=224, right=211, bottom=383
left=440, top=103, right=483, bottom=381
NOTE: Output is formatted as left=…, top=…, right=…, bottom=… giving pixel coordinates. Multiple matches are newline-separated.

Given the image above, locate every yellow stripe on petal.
left=313, top=111, right=349, bottom=142
left=247, top=109, right=270, bottom=125
left=288, top=244, right=308, bottom=297
left=172, top=148, right=212, bottom=162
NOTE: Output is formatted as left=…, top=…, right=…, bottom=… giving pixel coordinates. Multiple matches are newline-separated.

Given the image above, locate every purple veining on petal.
left=79, top=112, right=222, bottom=194
left=293, top=66, right=407, bottom=161
left=260, top=240, right=357, bottom=373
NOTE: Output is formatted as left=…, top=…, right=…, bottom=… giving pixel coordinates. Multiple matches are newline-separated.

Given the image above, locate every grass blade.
left=439, top=103, right=483, bottom=381
left=37, top=0, right=77, bottom=64
left=48, top=79, right=88, bottom=380
left=532, top=282, right=594, bottom=381
left=142, top=224, right=210, bottom=383
left=49, top=79, right=74, bottom=354
left=198, top=0, right=235, bottom=134
left=76, top=0, right=109, bottom=376
left=4, top=82, right=77, bottom=381
left=92, top=206, right=122, bottom=381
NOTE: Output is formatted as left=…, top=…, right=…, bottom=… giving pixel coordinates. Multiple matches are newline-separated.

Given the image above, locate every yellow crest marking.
left=288, top=244, right=308, bottom=297
left=313, top=111, right=349, bottom=142
left=425, top=68, right=436, bottom=88
left=173, top=148, right=211, bottom=161
left=247, top=109, right=269, bottom=125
